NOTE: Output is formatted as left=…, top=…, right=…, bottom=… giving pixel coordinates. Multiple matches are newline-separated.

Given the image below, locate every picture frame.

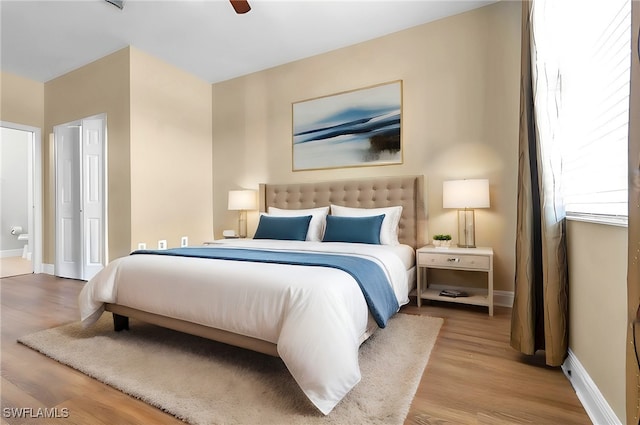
left=292, top=80, right=403, bottom=171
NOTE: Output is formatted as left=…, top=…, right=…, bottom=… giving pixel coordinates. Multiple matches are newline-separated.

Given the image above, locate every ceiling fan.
left=230, top=0, right=251, bottom=14
left=105, top=0, right=251, bottom=15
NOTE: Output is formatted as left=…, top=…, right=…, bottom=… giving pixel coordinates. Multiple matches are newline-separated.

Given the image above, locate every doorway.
left=0, top=122, right=42, bottom=277
left=54, top=114, right=106, bottom=281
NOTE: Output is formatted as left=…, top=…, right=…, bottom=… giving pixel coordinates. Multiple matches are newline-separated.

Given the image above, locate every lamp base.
left=457, top=209, right=477, bottom=248
left=238, top=210, right=247, bottom=238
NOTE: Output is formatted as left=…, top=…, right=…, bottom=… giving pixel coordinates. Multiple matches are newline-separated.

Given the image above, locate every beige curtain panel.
left=510, top=0, right=569, bottom=368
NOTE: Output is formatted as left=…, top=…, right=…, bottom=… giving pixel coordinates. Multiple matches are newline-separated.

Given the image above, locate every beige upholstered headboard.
left=259, top=175, right=426, bottom=249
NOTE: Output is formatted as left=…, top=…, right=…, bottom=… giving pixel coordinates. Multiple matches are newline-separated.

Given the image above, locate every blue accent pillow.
left=322, top=214, right=385, bottom=244
left=253, top=215, right=312, bottom=241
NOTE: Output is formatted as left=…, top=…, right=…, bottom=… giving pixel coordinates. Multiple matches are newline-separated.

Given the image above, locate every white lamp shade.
left=228, top=190, right=257, bottom=211
left=443, top=179, right=490, bottom=209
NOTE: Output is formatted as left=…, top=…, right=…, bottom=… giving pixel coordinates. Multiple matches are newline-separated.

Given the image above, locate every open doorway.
left=0, top=122, right=42, bottom=278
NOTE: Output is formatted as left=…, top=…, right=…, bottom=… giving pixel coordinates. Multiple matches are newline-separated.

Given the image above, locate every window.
left=531, top=0, right=631, bottom=225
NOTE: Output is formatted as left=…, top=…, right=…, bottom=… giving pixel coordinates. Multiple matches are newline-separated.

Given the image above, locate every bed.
left=78, top=175, right=426, bottom=414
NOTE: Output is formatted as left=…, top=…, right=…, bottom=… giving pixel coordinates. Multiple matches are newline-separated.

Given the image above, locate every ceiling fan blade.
left=230, top=0, right=251, bottom=14
left=105, top=0, right=124, bottom=10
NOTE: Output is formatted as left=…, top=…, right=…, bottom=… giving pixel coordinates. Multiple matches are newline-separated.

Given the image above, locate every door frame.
left=0, top=121, right=42, bottom=273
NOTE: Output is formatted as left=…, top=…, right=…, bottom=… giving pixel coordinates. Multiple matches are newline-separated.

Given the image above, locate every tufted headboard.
left=259, top=175, right=426, bottom=249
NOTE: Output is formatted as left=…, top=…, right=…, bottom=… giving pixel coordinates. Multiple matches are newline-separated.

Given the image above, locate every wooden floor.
left=0, top=257, right=32, bottom=279
left=0, top=274, right=591, bottom=425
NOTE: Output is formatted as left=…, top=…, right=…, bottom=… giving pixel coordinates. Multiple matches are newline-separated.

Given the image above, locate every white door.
left=55, top=123, right=82, bottom=279
left=54, top=115, right=106, bottom=280
left=81, top=118, right=105, bottom=280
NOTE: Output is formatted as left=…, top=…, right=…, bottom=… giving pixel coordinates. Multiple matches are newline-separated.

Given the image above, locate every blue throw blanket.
left=131, top=247, right=399, bottom=328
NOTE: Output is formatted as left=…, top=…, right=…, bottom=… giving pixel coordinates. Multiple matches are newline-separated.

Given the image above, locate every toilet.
left=17, top=233, right=30, bottom=260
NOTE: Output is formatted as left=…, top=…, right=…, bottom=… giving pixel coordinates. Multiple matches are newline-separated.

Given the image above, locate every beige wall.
left=567, top=220, right=627, bottom=422
left=212, top=1, right=521, bottom=292
left=44, top=47, right=132, bottom=263
left=0, top=72, right=45, bottom=129
left=129, top=47, right=213, bottom=250
left=43, top=46, right=215, bottom=262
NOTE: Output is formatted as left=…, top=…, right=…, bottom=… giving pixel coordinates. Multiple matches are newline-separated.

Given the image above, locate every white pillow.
left=330, top=204, right=403, bottom=245
left=267, top=206, right=330, bottom=242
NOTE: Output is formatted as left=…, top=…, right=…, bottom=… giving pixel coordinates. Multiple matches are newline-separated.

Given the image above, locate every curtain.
left=627, top=2, right=640, bottom=423
left=510, top=0, right=569, bottom=367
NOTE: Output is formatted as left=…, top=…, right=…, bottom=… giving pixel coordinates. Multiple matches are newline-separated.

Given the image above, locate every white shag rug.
left=18, top=312, right=443, bottom=425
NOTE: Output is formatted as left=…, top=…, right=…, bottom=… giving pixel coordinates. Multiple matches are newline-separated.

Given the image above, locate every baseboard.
left=41, top=263, right=54, bottom=275
left=562, top=349, right=622, bottom=425
left=494, top=290, right=514, bottom=308
left=0, top=249, right=25, bottom=258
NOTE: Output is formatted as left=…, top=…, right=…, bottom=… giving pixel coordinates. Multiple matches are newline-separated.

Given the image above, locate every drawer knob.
left=447, top=258, right=460, bottom=263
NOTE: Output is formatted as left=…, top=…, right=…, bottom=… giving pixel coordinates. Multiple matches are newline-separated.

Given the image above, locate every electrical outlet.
left=137, top=243, right=146, bottom=250
left=158, top=240, right=167, bottom=250
left=181, top=236, right=188, bottom=247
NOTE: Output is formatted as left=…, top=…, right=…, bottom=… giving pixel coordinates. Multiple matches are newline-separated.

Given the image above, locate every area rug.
left=18, top=312, right=443, bottom=425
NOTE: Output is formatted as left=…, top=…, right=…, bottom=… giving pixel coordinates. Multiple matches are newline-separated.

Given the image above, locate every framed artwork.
left=292, top=80, right=402, bottom=171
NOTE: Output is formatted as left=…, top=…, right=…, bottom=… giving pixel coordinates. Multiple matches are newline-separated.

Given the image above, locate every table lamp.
left=442, top=179, right=490, bottom=248
left=228, top=190, right=257, bottom=238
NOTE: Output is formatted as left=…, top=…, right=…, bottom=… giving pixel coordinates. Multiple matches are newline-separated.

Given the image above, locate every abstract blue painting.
left=292, top=81, right=402, bottom=171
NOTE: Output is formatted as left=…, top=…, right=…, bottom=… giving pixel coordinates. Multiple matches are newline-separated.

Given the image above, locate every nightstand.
left=416, top=246, right=494, bottom=316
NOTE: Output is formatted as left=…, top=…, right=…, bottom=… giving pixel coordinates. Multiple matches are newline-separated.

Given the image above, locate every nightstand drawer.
left=418, top=252, right=490, bottom=271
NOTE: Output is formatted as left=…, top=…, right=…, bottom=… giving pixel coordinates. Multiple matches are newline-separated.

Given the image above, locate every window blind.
left=532, top=0, right=631, bottom=220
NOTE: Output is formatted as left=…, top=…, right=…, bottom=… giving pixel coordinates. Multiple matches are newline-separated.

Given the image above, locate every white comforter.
left=78, top=239, right=412, bottom=414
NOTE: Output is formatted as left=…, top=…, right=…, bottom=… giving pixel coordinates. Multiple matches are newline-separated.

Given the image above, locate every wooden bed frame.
left=105, top=175, right=426, bottom=357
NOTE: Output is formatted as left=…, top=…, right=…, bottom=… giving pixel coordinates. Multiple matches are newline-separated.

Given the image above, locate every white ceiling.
left=1, top=0, right=497, bottom=84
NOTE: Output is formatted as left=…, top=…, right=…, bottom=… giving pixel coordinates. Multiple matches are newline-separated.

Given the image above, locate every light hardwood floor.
left=0, top=257, right=32, bottom=279
left=1, top=274, right=591, bottom=425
